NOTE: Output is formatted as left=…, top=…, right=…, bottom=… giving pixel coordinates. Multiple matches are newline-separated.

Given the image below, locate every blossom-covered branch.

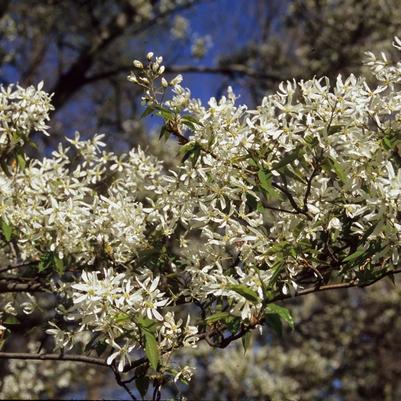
left=2, top=37, right=401, bottom=400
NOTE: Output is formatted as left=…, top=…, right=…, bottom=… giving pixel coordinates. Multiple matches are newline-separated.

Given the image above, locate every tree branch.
left=50, top=0, right=201, bottom=110
left=197, top=268, right=401, bottom=350
left=0, top=279, right=45, bottom=293
left=0, top=261, right=38, bottom=274
left=0, top=352, right=108, bottom=367
left=111, top=364, right=138, bottom=401
left=271, top=181, right=312, bottom=219
left=280, top=267, right=401, bottom=301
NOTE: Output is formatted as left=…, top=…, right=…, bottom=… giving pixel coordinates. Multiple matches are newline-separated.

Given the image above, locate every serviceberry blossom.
left=2, top=37, right=401, bottom=391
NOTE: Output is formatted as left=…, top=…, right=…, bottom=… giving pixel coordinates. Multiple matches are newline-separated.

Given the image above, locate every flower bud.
left=170, top=74, right=183, bottom=86
left=133, top=60, right=144, bottom=69
left=152, top=62, right=160, bottom=73
left=127, top=74, right=138, bottom=83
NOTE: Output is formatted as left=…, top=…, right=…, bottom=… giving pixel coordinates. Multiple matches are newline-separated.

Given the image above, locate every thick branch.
left=0, top=261, right=38, bottom=274
left=0, top=352, right=108, bottom=367
left=0, top=280, right=44, bottom=293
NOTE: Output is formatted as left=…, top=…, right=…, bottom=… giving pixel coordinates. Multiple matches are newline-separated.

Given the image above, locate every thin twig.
left=197, top=267, right=401, bottom=349
left=112, top=364, right=138, bottom=400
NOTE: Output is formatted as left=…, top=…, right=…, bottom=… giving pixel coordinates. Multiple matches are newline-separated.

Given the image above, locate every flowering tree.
left=1, top=38, right=401, bottom=400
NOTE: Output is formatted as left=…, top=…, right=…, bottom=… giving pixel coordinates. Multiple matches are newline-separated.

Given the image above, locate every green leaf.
left=343, top=247, right=366, bottom=263
left=159, top=125, right=170, bottom=141
left=228, top=284, right=260, bottom=304
left=153, top=104, right=173, bottom=113
left=0, top=159, right=11, bottom=177
left=265, top=313, right=283, bottom=336
left=4, top=316, right=19, bottom=325
left=38, top=260, right=46, bottom=273
left=258, top=169, right=272, bottom=192
left=382, top=136, right=392, bottom=150
left=153, top=105, right=175, bottom=121
left=180, top=142, right=201, bottom=165
left=137, top=316, right=158, bottom=334
left=256, top=201, right=265, bottom=213
left=246, top=193, right=258, bottom=211
left=207, top=133, right=216, bottom=149
left=141, top=106, right=154, bottom=119
left=143, top=331, right=159, bottom=370
left=225, top=315, right=241, bottom=333
left=265, top=304, right=294, bottom=329
left=280, top=166, right=307, bottom=184
left=115, top=312, right=130, bottom=324
left=191, top=145, right=201, bottom=166
left=361, top=223, right=377, bottom=241
left=241, top=331, right=252, bottom=354
left=16, top=152, right=26, bottom=170
left=206, top=311, right=231, bottom=323
left=38, top=253, right=53, bottom=273
left=53, top=256, right=64, bottom=274
left=248, top=158, right=258, bottom=168
left=1, top=220, right=12, bottom=242
left=327, top=125, right=342, bottom=136
left=182, top=114, right=203, bottom=126
left=182, top=120, right=196, bottom=130
left=269, top=260, right=284, bottom=286
left=157, top=110, right=174, bottom=120
left=272, top=148, right=301, bottom=171
left=182, top=150, right=193, bottom=163
left=179, top=141, right=195, bottom=155
left=329, top=157, right=347, bottom=183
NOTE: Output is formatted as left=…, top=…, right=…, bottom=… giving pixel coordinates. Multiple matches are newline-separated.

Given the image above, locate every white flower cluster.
left=0, top=82, right=53, bottom=152
left=3, top=37, right=401, bottom=383
left=48, top=268, right=198, bottom=372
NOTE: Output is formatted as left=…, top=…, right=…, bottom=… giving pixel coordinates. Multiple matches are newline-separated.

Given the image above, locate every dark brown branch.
left=272, top=182, right=312, bottom=219
left=260, top=197, right=301, bottom=215
left=198, top=268, right=401, bottom=349
left=277, top=267, right=401, bottom=301
left=111, top=364, right=138, bottom=400
left=0, top=352, right=108, bottom=367
left=0, top=261, right=38, bottom=274
left=50, top=0, right=200, bottom=110
left=0, top=280, right=44, bottom=293
left=302, top=162, right=320, bottom=211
